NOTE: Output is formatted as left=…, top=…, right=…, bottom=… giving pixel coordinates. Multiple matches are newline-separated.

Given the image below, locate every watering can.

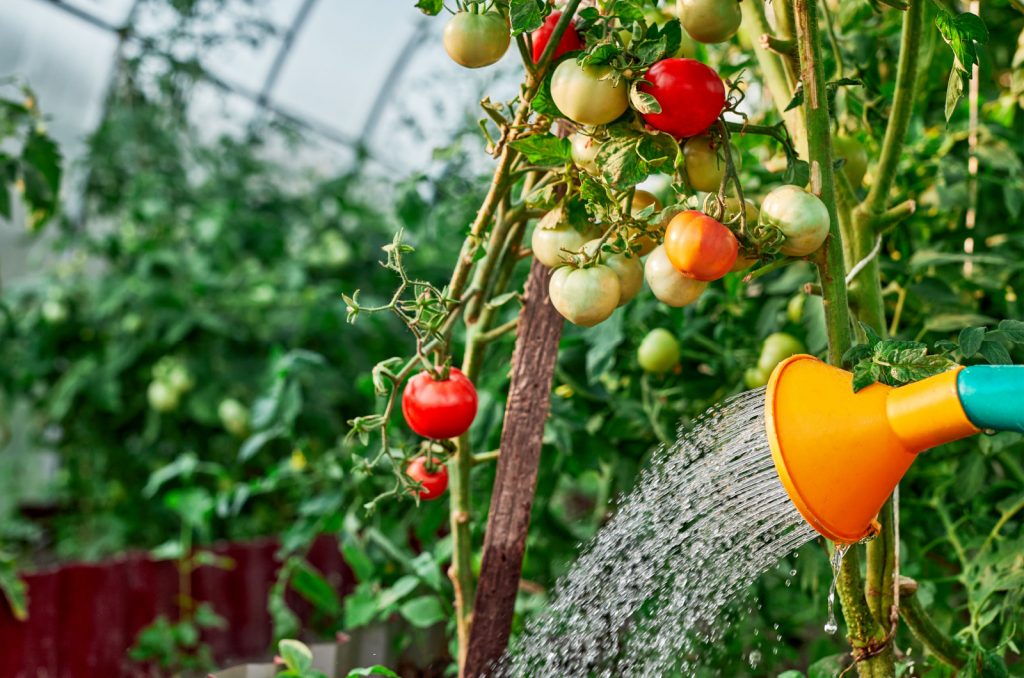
left=765, top=355, right=1024, bottom=543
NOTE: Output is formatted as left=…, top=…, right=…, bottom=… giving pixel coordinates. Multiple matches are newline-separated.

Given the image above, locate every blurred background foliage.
left=0, top=0, right=1022, bottom=676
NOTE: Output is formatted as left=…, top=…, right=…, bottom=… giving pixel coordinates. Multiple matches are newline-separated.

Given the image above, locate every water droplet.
left=824, top=543, right=850, bottom=635
left=748, top=649, right=762, bottom=668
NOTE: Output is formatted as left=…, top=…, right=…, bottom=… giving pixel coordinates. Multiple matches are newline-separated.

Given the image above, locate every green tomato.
left=787, top=294, right=806, bottom=324
left=833, top=136, right=869, bottom=187
left=571, top=133, right=601, bottom=176
left=757, top=332, right=806, bottom=373
left=759, top=185, right=830, bottom=257
left=678, top=0, right=742, bottom=44
left=165, top=364, right=194, bottom=395
left=638, top=328, right=681, bottom=373
left=218, top=398, right=250, bottom=438
left=443, top=11, right=510, bottom=69
left=683, top=136, right=739, bottom=193
left=41, top=299, right=68, bottom=324
left=531, top=207, right=598, bottom=268
left=548, top=264, right=621, bottom=327
left=644, top=244, right=708, bottom=307
left=744, top=365, right=771, bottom=389
left=550, top=61, right=629, bottom=127
left=583, top=240, right=644, bottom=306
left=147, top=381, right=180, bottom=413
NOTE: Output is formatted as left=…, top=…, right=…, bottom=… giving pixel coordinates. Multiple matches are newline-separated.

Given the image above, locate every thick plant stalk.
left=898, top=576, right=968, bottom=668
left=463, top=260, right=564, bottom=678
left=793, top=3, right=892, bottom=676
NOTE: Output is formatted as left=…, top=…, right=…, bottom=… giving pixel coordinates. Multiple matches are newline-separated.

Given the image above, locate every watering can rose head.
left=764, top=355, right=1024, bottom=543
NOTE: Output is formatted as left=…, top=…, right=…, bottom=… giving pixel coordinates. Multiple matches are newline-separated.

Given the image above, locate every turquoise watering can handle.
left=957, top=366, right=1024, bottom=433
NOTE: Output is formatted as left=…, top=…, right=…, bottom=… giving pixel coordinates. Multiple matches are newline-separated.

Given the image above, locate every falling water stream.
left=494, top=388, right=820, bottom=677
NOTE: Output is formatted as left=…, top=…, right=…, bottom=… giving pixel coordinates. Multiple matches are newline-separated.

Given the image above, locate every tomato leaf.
left=278, top=639, right=314, bottom=673
left=596, top=135, right=651, bottom=189
left=399, top=595, right=446, bottom=628
left=629, top=82, right=661, bottom=114
left=934, top=8, right=988, bottom=121
left=979, top=339, right=1013, bottom=365
left=509, top=134, right=571, bottom=166
left=510, top=0, right=547, bottom=36
left=413, top=0, right=442, bottom=16
left=959, top=326, right=986, bottom=358
left=347, top=667, right=400, bottom=678
left=530, top=72, right=561, bottom=118
left=291, top=561, right=342, bottom=616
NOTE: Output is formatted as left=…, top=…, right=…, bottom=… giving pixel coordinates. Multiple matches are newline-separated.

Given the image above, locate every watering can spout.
left=765, top=356, right=1024, bottom=544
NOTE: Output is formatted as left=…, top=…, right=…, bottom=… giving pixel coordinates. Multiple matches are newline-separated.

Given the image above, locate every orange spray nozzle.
left=765, top=355, right=979, bottom=544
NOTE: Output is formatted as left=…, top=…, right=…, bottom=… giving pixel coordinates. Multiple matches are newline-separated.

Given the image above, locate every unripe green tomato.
left=148, top=381, right=180, bottom=413
left=443, top=12, right=510, bottom=69
left=165, top=364, right=194, bottom=395
left=833, top=136, right=869, bottom=187
left=744, top=365, right=770, bottom=389
left=548, top=265, right=621, bottom=327
left=583, top=240, right=644, bottom=305
left=638, top=328, right=681, bottom=373
left=759, top=185, right=830, bottom=257
left=757, top=332, right=806, bottom=373
left=644, top=245, right=708, bottom=307
left=683, top=136, right=739, bottom=192
left=571, top=133, right=601, bottom=175
left=41, top=299, right=68, bottom=324
left=787, top=294, right=806, bottom=324
left=218, top=398, right=250, bottom=438
left=531, top=207, right=598, bottom=268
left=678, top=0, right=742, bottom=44
left=550, top=61, right=629, bottom=127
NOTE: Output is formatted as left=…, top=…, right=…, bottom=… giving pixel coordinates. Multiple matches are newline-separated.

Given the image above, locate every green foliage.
left=128, top=602, right=225, bottom=673
left=843, top=323, right=957, bottom=392
left=934, top=7, right=990, bottom=120
left=0, top=83, right=63, bottom=228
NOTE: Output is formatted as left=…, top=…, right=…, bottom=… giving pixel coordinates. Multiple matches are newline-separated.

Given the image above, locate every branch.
left=898, top=577, right=968, bottom=668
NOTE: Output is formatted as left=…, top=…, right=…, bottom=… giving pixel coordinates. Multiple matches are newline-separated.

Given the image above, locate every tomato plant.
left=401, top=369, right=478, bottom=440
left=548, top=264, right=621, bottom=327
left=758, top=184, right=831, bottom=257
left=644, top=244, right=708, bottom=307
left=677, top=0, right=742, bottom=44
left=637, top=328, right=681, bottom=374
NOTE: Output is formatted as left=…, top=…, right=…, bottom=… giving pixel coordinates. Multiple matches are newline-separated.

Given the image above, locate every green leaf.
left=597, top=135, right=651, bottom=188
left=934, top=8, right=988, bottom=122
left=852, top=361, right=881, bottom=392
left=629, top=83, right=661, bottom=115
left=510, top=0, right=546, bottom=36
left=509, top=134, right=571, bottom=166
left=531, top=72, right=561, bottom=118
left=343, top=582, right=379, bottom=629
left=0, top=556, right=27, bottom=621
left=376, top=575, right=420, bottom=611
left=291, top=561, right=342, bottom=616
left=143, top=452, right=199, bottom=497
left=399, top=595, right=446, bottom=628
left=997, top=319, right=1024, bottom=343
left=413, top=0, right=443, bottom=15
left=238, top=425, right=285, bottom=461
left=959, top=326, right=986, bottom=358
left=979, top=340, right=1013, bottom=365
left=347, top=666, right=400, bottom=678
left=278, top=639, right=314, bottom=673
left=20, top=130, right=62, bottom=227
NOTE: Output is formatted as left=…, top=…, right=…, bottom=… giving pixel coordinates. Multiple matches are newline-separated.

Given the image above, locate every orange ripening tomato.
left=663, top=210, right=738, bottom=281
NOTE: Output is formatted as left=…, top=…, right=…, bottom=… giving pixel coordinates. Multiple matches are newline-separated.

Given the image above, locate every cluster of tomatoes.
left=441, top=3, right=833, bottom=329
left=400, top=367, right=478, bottom=500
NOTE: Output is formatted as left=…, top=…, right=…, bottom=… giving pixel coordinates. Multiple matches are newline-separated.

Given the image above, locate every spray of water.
left=495, top=388, right=818, bottom=677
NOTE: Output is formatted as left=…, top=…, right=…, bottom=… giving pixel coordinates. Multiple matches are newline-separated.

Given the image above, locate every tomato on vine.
left=551, top=61, right=629, bottom=127
left=638, top=328, right=681, bottom=374
left=402, top=368, right=478, bottom=439
left=677, top=0, right=742, bottom=44
left=443, top=11, right=510, bottom=69
left=722, top=198, right=759, bottom=271
left=548, top=264, right=621, bottom=327
left=583, top=239, right=644, bottom=306
left=759, top=185, right=830, bottom=257
left=644, top=245, right=708, bottom=307
left=531, top=11, right=583, bottom=63
left=663, top=210, right=738, bottom=281
left=571, top=133, right=601, bottom=176
left=757, top=332, right=806, bottom=373
left=638, top=58, right=725, bottom=139
left=532, top=206, right=598, bottom=268
left=406, top=456, right=449, bottom=501
left=683, top=135, right=738, bottom=192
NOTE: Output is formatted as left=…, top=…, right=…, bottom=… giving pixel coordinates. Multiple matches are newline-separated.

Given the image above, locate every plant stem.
left=898, top=576, right=968, bottom=668
left=793, top=3, right=891, bottom=676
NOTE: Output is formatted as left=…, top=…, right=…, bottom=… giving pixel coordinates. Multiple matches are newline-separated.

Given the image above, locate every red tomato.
left=638, top=58, right=726, bottom=138
left=663, top=210, right=738, bottom=281
left=406, top=456, right=449, bottom=501
left=531, top=11, right=583, bottom=63
left=402, top=368, right=478, bottom=439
